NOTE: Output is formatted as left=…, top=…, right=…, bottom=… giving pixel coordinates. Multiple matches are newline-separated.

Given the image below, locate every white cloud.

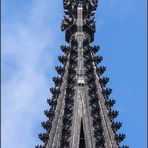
left=2, top=0, right=63, bottom=147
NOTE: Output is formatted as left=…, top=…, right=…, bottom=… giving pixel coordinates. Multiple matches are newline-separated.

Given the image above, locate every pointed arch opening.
left=79, top=120, right=86, bottom=148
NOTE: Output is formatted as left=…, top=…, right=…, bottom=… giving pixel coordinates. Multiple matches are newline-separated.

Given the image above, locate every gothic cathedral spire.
left=36, top=1, right=128, bottom=148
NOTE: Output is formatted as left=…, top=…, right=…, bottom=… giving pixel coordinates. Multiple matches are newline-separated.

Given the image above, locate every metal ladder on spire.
left=76, top=3, right=85, bottom=86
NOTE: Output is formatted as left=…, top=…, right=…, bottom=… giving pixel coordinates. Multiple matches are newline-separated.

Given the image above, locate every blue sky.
left=2, top=0, right=147, bottom=148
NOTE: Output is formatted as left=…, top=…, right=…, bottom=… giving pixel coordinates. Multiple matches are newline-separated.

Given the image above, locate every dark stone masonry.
left=36, top=0, right=128, bottom=148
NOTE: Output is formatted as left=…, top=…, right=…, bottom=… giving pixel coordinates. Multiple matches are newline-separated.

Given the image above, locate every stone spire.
left=36, top=1, right=128, bottom=148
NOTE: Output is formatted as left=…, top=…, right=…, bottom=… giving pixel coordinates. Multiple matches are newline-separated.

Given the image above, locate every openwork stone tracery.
left=36, top=1, right=128, bottom=148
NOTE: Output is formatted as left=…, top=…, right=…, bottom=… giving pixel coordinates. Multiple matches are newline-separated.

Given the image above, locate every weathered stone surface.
left=37, top=1, right=127, bottom=148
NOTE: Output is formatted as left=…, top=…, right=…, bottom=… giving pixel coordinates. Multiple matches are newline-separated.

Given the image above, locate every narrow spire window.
left=79, top=120, right=86, bottom=148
